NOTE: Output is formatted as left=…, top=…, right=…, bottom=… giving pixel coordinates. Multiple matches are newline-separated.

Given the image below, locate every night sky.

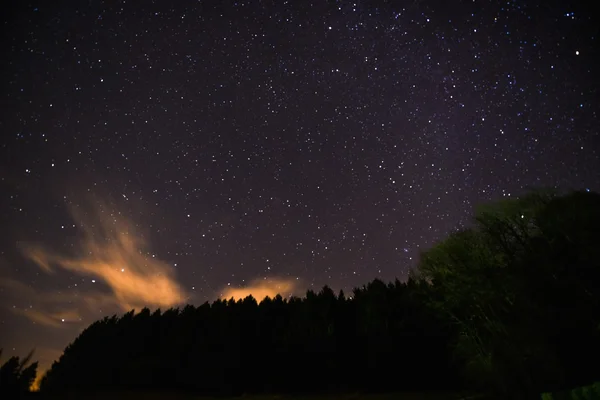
left=1, top=0, right=599, bottom=377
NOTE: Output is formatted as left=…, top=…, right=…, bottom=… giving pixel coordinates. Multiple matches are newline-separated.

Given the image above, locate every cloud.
left=220, top=277, right=299, bottom=302
left=12, top=309, right=64, bottom=328
left=3, top=198, right=191, bottom=390
left=12, top=305, right=87, bottom=328
left=14, top=308, right=81, bottom=328
left=1, top=277, right=112, bottom=327
left=29, top=347, right=64, bottom=391
left=20, top=201, right=188, bottom=311
left=12, top=308, right=81, bottom=328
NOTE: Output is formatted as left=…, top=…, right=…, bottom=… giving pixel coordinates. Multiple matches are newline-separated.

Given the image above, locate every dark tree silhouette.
left=0, top=349, right=38, bottom=395
left=39, top=279, right=460, bottom=395
left=38, top=190, right=600, bottom=399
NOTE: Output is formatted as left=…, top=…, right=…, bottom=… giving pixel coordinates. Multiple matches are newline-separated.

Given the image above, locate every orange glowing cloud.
left=21, top=201, right=187, bottom=311
left=27, top=347, right=64, bottom=391
left=221, top=278, right=299, bottom=302
left=1, top=278, right=86, bottom=327
left=12, top=308, right=65, bottom=328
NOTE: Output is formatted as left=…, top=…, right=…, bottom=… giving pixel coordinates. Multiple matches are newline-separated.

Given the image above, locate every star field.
left=1, top=0, right=599, bottom=375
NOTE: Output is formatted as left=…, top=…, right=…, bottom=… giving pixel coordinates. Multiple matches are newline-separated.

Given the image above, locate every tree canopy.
left=416, top=190, right=600, bottom=398
left=39, top=279, right=459, bottom=395
left=34, top=189, right=600, bottom=398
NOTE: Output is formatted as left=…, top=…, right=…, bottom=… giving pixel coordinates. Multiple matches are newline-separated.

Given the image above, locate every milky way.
left=1, top=0, right=598, bottom=375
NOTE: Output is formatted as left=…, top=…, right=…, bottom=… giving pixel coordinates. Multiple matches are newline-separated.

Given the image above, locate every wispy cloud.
left=1, top=276, right=111, bottom=327
left=20, top=201, right=188, bottom=311
left=220, top=277, right=299, bottom=302
left=12, top=309, right=64, bottom=328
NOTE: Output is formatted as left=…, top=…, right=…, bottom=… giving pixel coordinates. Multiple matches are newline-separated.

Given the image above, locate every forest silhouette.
left=3, top=189, right=600, bottom=399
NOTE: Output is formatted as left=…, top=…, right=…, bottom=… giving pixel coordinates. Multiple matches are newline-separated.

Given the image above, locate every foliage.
left=38, top=189, right=600, bottom=398
left=0, top=348, right=39, bottom=395
left=540, top=381, right=600, bottom=400
left=416, top=190, right=600, bottom=398
left=39, top=279, right=461, bottom=395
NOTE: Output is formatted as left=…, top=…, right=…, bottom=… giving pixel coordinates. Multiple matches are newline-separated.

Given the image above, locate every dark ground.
left=25, top=392, right=490, bottom=400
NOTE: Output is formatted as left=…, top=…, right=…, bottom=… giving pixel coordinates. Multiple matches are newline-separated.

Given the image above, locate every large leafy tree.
left=416, top=190, right=600, bottom=398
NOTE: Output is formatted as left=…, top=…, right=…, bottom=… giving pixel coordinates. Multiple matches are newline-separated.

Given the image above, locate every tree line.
left=39, top=278, right=460, bottom=395
left=4, top=189, right=600, bottom=399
